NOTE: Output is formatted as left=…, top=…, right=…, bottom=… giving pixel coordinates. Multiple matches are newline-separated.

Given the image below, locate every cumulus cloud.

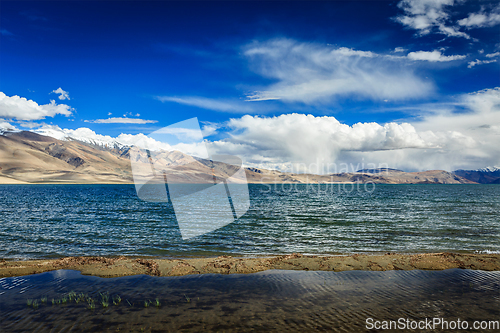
left=85, top=117, right=158, bottom=124
left=394, top=0, right=470, bottom=39
left=201, top=114, right=437, bottom=173
left=243, top=38, right=433, bottom=103
left=458, top=4, right=500, bottom=28
left=206, top=88, right=500, bottom=172
left=27, top=88, right=500, bottom=173
left=51, top=87, right=70, bottom=100
left=0, top=92, right=73, bottom=120
left=467, top=59, right=497, bottom=68
left=409, top=87, right=500, bottom=169
left=407, top=50, right=466, bottom=62
left=35, top=125, right=113, bottom=142
left=33, top=124, right=207, bottom=158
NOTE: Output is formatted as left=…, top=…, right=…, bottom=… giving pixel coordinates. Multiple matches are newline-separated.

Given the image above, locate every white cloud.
left=51, top=87, right=70, bottom=100
left=200, top=122, right=219, bottom=137
left=394, top=47, right=407, bottom=53
left=85, top=117, right=158, bottom=124
left=26, top=87, right=500, bottom=173
left=407, top=50, right=466, bottom=62
left=467, top=59, right=497, bottom=68
left=16, top=121, right=44, bottom=129
left=0, top=92, right=73, bottom=120
left=486, top=52, right=500, bottom=58
left=458, top=5, right=500, bottom=28
left=394, top=0, right=470, bottom=39
left=205, top=88, right=500, bottom=172
left=33, top=124, right=207, bottom=158
left=203, top=114, right=437, bottom=173
left=0, top=121, right=19, bottom=134
left=30, top=109, right=494, bottom=174
left=242, top=38, right=433, bottom=103
left=35, top=125, right=110, bottom=142
left=157, top=96, right=266, bottom=113
left=409, top=87, right=500, bottom=169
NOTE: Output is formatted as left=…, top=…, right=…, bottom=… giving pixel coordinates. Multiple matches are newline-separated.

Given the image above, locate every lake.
left=0, top=184, right=498, bottom=259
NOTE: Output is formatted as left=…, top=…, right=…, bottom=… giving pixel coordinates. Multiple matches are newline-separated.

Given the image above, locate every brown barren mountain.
left=0, top=131, right=476, bottom=184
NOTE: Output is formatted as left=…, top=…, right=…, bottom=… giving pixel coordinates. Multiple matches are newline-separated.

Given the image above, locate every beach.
left=1, top=252, right=499, bottom=278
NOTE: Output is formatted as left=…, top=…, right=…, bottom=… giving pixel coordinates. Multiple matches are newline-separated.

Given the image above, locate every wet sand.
left=1, top=252, right=499, bottom=278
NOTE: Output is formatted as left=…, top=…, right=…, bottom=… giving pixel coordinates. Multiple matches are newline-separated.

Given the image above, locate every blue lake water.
left=0, top=184, right=499, bottom=259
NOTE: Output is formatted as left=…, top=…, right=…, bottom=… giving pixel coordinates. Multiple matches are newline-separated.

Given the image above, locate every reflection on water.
left=0, top=269, right=498, bottom=332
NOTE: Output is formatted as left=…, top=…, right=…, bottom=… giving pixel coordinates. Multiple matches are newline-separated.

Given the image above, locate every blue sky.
left=1, top=0, right=499, bottom=172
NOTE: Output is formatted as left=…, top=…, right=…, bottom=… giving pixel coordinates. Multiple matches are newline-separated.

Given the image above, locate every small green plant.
left=68, top=291, right=76, bottom=302
left=40, top=297, right=47, bottom=304
left=51, top=299, right=56, bottom=305
left=76, top=293, right=86, bottom=303
left=100, top=292, right=109, bottom=302
left=184, top=294, right=190, bottom=303
left=154, top=298, right=161, bottom=308
left=32, top=300, right=39, bottom=310
left=87, top=297, right=96, bottom=310
left=61, top=296, right=68, bottom=304
left=144, top=300, right=150, bottom=308
left=100, top=292, right=110, bottom=308
left=26, top=299, right=33, bottom=307
left=113, top=295, right=122, bottom=305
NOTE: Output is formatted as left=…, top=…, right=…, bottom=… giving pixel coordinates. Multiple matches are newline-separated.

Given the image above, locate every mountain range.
left=453, top=167, right=500, bottom=184
left=0, top=130, right=495, bottom=185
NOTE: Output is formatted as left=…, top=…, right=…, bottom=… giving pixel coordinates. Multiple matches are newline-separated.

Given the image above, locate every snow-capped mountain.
left=1, top=122, right=125, bottom=149
left=453, top=167, right=500, bottom=184
left=0, top=122, right=19, bottom=135
left=33, top=125, right=126, bottom=149
left=475, top=166, right=500, bottom=173
left=1, top=124, right=179, bottom=154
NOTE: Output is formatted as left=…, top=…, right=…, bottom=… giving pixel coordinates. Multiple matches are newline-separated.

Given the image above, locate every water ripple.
left=0, top=184, right=499, bottom=258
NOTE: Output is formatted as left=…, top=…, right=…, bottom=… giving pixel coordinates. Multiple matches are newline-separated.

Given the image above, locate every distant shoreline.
left=1, top=253, right=499, bottom=278
left=0, top=181, right=492, bottom=185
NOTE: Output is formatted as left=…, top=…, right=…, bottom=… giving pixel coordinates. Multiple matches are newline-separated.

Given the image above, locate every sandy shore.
left=1, top=252, right=499, bottom=278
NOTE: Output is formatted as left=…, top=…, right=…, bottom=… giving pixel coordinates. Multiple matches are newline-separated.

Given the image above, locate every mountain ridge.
left=0, top=131, right=481, bottom=185
left=453, top=167, right=500, bottom=184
